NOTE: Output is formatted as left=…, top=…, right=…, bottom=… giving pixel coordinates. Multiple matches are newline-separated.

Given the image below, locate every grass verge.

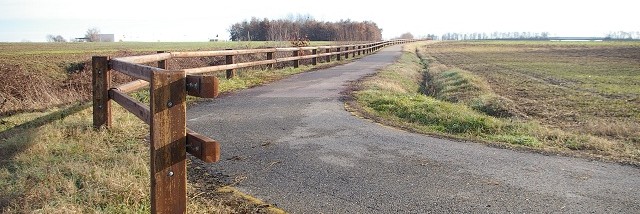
left=0, top=55, right=361, bottom=213
left=349, top=42, right=639, bottom=165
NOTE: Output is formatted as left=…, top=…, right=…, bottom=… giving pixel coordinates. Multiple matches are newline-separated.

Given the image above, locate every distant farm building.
left=97, top=34, right=114, bottom=42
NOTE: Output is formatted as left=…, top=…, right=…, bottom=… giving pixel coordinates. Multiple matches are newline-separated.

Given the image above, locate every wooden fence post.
left=337, top=47, right=341, bottom=61
left=225, top=49, right=235, bottom=79
left=157, top=51, right=166, bottom=69
left=150, top=69, right=187, bottom=214
left=352, top=45, right=356, bottom=58
left=266, top=49, right=274, bottom=69
left=92, top=56, right=111, bottom=129
left=344, top=47, right=349, bottom=59
left=293, top=50, right=300, bottom=68
left=325, top=48, right=331, bottom=62
left=312, top=49, right=318, bottom=65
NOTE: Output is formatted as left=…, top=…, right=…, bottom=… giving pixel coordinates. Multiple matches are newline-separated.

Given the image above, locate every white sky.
left=0, top=0, right=638, bottom=42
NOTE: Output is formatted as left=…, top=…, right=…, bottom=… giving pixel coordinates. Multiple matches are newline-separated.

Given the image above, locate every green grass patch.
left=430, top=68, right=486, bottom=101
left=0, top=105, right=152, bottom=212
left=361, top=92, right=503, bottom=135
left=352, top=42, right=639, bottom=164
left=421, top=51, right=515, bottom=118
left=354, top=44, right=538, bottom=147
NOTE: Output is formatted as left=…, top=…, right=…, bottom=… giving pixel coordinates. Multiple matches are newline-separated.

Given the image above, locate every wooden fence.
left=92, top=39, right=417, bottom=213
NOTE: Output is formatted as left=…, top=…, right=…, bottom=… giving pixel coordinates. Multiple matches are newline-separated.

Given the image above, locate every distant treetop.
left=228, top=17, right=382, bottom=41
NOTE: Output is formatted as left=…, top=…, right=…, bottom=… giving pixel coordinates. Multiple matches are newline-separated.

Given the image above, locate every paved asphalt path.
left=187, top=45, right=639, bottom=213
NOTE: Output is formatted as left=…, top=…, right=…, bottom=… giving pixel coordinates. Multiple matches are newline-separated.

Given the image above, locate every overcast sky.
left=0, top=0, right=637, bottom=42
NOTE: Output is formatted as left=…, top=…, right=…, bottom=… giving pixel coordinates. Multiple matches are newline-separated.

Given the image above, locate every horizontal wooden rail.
left=116, top=53, right=172, bottom=64
left=183, top=59, right=277, bottom=74
left=186, top=75, right=219, bottom=98
left=109, top=89, right=150, bottom=123
left=275, top=47, right=318, bottom=51
left=171, top=48, right=276, bottom=58
left=110, top=59, right=163, bottom=82
left=186, top=128, right=220, bottom=163
left=167, top=41, right=410, bottom=60
left=116, top=79, right=149, bottom=94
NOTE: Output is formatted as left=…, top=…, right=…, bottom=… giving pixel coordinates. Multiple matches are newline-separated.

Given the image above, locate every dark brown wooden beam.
left=92, top=56, right=111, bottom=129
left=186, top=129, right=221, bottom=163
left=186, top=75, right=219, bottom=98
left=150, top=70, right=187, bottom=213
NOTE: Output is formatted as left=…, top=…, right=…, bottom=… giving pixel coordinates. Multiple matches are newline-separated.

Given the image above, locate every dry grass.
left=353, top=43, right=535, bottom=143
left=420, top=53, right=517, bottom=118
left=1, top=41, right=366, bottom=212
left=1, top=105, right=152, bottom=212
left=422, top=41, right=640, bottom=153
left=352, top=41, right=640, bottom=165
left=0, top=105, right=270, bottom=213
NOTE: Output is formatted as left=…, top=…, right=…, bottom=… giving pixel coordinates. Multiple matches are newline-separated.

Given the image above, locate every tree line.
left=606, top=31, right=640, bottom=40
left=433, top=31, right=640, bottom=41
left=438, top=32, right=550, bottom=40
left=228, top=17, right=382, bottom=41
left=46, top=34, right=67, bottom=42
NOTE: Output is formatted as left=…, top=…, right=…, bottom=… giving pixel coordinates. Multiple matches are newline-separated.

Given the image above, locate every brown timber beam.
left=225, top=49, right=235, bottom=79
left=150, top=70, right=187, bottom=213
left=92, top=56, right=111, bottom=129
left=312, top=49, right=318, bottom=65
left=293, top=50, right=300, bottom=68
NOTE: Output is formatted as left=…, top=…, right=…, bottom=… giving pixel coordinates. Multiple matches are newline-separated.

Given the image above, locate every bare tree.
left=55, top=35, right=66, bottom=42
left=46, top=34, right=66, bottom=42
left=85, top=28, right=100, bottom=42
left=398, top=32, right=414, bottom=39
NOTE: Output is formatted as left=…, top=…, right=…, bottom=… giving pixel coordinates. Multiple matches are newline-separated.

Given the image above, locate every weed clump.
left=469, top=94, right=516, bottom=118
left=421, top=56, right=516, bottom=118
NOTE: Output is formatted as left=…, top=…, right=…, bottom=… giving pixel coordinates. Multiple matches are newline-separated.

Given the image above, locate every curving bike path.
left=187, top=45, right=639, bottom=213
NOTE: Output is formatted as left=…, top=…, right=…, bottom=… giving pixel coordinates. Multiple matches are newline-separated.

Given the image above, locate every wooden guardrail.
left=92, top=39, right=417, bottom=213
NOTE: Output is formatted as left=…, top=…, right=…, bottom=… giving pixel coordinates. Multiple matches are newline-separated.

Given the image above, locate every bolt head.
left=168, top=171, right=174, bottom=177
left=167, top=101, right=173, bottom=107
